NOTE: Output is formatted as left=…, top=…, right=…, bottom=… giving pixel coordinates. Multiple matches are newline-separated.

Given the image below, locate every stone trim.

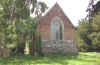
left=41, top=40, right=78, bottom=55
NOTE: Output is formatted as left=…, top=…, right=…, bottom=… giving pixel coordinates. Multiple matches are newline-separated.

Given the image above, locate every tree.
left=0, top=0, right=48, bottom=56
left=34, top=2, right=48, bottom=16
left=76, top=0, right=100, bottom=52
left=77, top=13, right=100, bottom=52
left=0, top=0, right=48, bottom=20
left=88, top=13, right=100, bottom=50
left=87, top=0, right=100, bottom=18
left=77, top=20, right=92, bottom=51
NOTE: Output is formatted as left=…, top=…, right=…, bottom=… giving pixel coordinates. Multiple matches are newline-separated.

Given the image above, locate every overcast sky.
left=37, top=0, right=91, bottom=26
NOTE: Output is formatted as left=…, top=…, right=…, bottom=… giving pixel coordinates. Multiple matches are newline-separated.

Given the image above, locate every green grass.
left=0, top=52, right=99, bottom=65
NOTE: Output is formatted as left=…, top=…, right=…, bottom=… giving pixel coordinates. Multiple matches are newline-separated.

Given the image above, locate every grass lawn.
left=0, top=52, right=99, bottom=65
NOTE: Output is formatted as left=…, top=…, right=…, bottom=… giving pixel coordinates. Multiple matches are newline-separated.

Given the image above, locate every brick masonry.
left=37, top=3, right=78, bottom=54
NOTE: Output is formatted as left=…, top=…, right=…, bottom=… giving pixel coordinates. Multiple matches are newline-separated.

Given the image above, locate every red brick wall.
left=37, top=3, right=76, bottom=40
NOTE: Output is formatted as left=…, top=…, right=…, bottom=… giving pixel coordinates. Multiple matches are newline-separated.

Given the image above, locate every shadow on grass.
left=0, top=52, right=98, bottom=65
left=32, top=54, right=78, bottom=65
left=0, top=54, right=78, bottom=65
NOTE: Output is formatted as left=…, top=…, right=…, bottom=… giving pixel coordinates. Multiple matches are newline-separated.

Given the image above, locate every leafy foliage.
left=88, top=13, right=100, bottom=48
left=0, top=0, right=48, bottom=56
left=77, top=13, right=100, bottom=51
left=87, top=0, right=100, bottom=18
left=77, top=20, right=92, bottom=51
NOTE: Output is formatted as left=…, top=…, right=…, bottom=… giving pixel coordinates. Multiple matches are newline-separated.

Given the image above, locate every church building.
left=37, top=3, right=78, bottom=54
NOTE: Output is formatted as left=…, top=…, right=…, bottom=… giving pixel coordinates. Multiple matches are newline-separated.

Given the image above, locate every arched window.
left=50, top=17, right=64, bottom=40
